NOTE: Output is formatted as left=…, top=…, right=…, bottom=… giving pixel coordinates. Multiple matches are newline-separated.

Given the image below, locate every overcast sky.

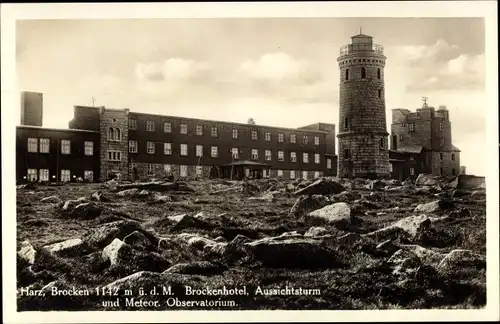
left=16, top=18, right=486, bottom=175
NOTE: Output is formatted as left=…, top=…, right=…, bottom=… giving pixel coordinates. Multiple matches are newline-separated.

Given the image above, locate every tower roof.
left=352, top=34, right=372, bottom=38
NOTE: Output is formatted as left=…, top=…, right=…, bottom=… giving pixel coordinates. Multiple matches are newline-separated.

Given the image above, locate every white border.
left=2, top=2, right=498, bottom=323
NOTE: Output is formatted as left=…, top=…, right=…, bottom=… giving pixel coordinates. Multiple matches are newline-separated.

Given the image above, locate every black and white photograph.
left=2, top=1, right=499, bottom=322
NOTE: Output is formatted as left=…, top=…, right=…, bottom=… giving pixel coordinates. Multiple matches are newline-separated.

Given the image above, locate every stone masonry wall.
left=99, top=108, right=129, bottom=181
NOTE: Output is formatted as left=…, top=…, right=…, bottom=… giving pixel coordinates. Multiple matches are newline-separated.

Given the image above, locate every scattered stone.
left=82, top=220, right=144, bottom=248
left=43, top=238, right=92, bottom=257
left=470, top=190, right=486, bottom=199
left=293, top=178, right=345, bottom=197
left=72, top=202, right=104, bottom=219
left=437, top=249, right=486, bottom=272
left=214, top=236, right=227, bottom=243
left=304, top=226, right=328, bottom=237
left=102, top=238, right=133, bottom=267
left=400, top=244, right=446, bottom=266
left=117, top=188, right=140, bottom=197
left=364, top=214, right=431, bottom=242
left=307, top=202, right=351, bottom=226
left=249, top=192, right=274, bottom=202
left=18, top=241, right=37, bottom=265
left=167, top=214, right=214, bottom=230
left=367, top=180, right=385, bottom=191
left=123, top=231, right=154, bottom=251
left=414, top=199, right=455, bottom=213
left=40, top=195, right=61, bottom=203
left=415, top=174, right=440, bottom=187
left=244, top=237, right=344, bottom=269
left=387, top=249, right=422, bottom=276
left=231, top=234, right=252, bottom=244
left=176, top=233, right=218, bottom=250
left=17, top=183, right=37, bottom=190
left=137, top=190, right=150, bottom=197
left=91, top=191, right=110, bottom=202
left=376, top=239, right=399, bottom=255
left=290, top=195, right=329, bottom=216
left=164, top=261, right=227, bottom=275
left=153, top=194, right=172, bottom=203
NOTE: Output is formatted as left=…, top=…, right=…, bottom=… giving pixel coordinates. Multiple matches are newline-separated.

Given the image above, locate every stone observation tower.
left=336, top=32, right=390, bottom=179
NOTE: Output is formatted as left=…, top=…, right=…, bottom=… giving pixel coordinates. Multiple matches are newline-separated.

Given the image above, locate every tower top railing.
left=339, top=43, right=384, bottom=55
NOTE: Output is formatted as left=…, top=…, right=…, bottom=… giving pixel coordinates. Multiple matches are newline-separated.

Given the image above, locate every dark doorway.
left=209, top=166, right=219, bottom=179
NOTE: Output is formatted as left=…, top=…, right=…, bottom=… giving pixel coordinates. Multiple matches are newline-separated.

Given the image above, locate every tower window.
left=439, top=122, right=444, bottom=131
left=379, top=138, right=385, bottom=150
left=378, top=89, right=382, bottom=98
left=343, top=149, right=349, bottom=159
left=440, top=153, right=443, bottom=160
left=377, top=68, right=381, bottom=79
left=361, top=67, right=366, bottom=79
left=452, top=154, right=455, bottom=161
left=345, top=69, right=349, bottom=81
left=452, top=168, right=456, bottom=176
left=344, top=117, right=349, bottom=130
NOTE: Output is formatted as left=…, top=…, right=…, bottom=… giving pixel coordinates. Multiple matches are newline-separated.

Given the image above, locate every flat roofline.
left=129, top=111, right=331, bottom=134
left=16, top=125, right=99, bottom=134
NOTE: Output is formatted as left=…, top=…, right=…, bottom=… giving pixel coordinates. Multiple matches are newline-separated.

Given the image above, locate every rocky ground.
left=16, top=174, right=487, bottom=311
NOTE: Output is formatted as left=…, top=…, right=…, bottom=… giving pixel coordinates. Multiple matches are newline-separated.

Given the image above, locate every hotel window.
left=251, top=149, right=258, bottom=160
left=129, top=119, right=137, bottom=130
left=147, top=164, right=155, bottom=176
left=452, top=154, right=455, bottom=161
left=180, top=165, right=188, bottom=177
left=290, top=170, right=296, bottom=180
left=232, top=148, right=239, bottom=159
left=409, top=122, right=415, bottom=132
left=440, top=138, right=445, bottom=147
left=196, top=125, right=203, bottom=136
left=302, top=171, right=308, bottom=180
left=278, top=133, right=284, bottom=143
left=314, top=171, right=320, bottom=179
left=164, top=164, right=172, bottom=176
left=439, top=122, right=444, bottom=131
left=277, top=170, right=283, bottom=177
left=196, top=145, right=203, bottom=157
left=410, top=156, right=414, bottom=161
left=314, top=154, right=320, bottom=164
left=290, top=152, right=297, bottom=163
left=265, top=150, right=271, bottom=161
left=107, top=151, right=122, bottom=161
left=211, top=126, right=218, bottom=137
left=61, top=140, right=71, bottom=155
left=108, top=128, right=121, bottom=142
left=399, top=134, right=403, bottom=141
left=28, top=138, right=38, bottom=153
left=147, top=142, right=155, bottom=154
left=164, top=143, right=172, bottom=155
left=290, top=134, right=296, bottom=143
left=211, top=146, right=218, bottom=158
left=164, top=121, right=171, bottom=133
left=303, top=153, right=309, bottom=163
left=196, top=166, right=203, bottom=176
left=402, top=123, right=406, bottom=127
left=440, top=153, right=443, bottom=160
left=27, top=169, right=37, bottom=181
left=129, top=140, right=138, bottom=153
left=232, top=128, right=239, bottom=139
left=84, top=171, right=94, bottom=182
left=61, top=170, right=71, bottom=182
left=303, top=135, right=308, bottom=144
left=180, top=123, right=188, bottom=134
left=84, top=141, right=93, bottom=156
left=180, top=144, right=188, bottom=156
left=265, top=132, right=271, bottom=141
left=146, top=121, right=155, bottom=132
left=251, top=130, right=258, bottom=140
left=410, top=167, right=415, bottom=176
left=278, top=151, right=284, bottom=162
left=39, top=138, right=50, bottom=153
left=314, top=136, right=320, bottom=145
left=39, top=169, right=49, bottom=182
left=327, top=158, right=332, bottom=169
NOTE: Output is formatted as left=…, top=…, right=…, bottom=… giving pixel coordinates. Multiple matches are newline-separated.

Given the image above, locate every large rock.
left=387, top=249, right=422, bottom=276
left=414, top=199, right=454, bottom=214
left=293, top=178, right=345, bottom=197
left=43, top=238, right=93, bottom=257
left=364, top=214, right=432, bottom=242
left=72, top=202, right=104, bottom=219
left=304, top=226, right=328, bottom=237
left=164, top=261, right=227, bottom=275
left=91, top=191, right=110, bottom=202
left=437, top=249, right=486, bottom=272
left=399, top=244, right=446, bottom=266
left=167, top=214, right=214, bottom=230
left=230, top=234, right=252, bottom=244
left=18, top=241, right=37, bottom=265
left=153, top=194, right=173, bottom=203
left=415, top=174, right=441, bottom=187
left=102, top=239, right=133, bottom=267
left=116, top=188, right=140, bottom=197
left=123, top=231, right=154, bottom=251
left=366, top=180, right=385, bottom=191
left=61, top=197, right=88, bottom=211
left=40, top=195, right=61, bottom=203
left=82, top=220, right=145, bottom=248
left=176, top=233, right=218, bottom=250
left=248, top=192, right=275, bottom=202
left=290, top=195, right=329, bottom=216
left=307, top=202, right=351, bottom=226
left=244, top=237, right=344, bottom=269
